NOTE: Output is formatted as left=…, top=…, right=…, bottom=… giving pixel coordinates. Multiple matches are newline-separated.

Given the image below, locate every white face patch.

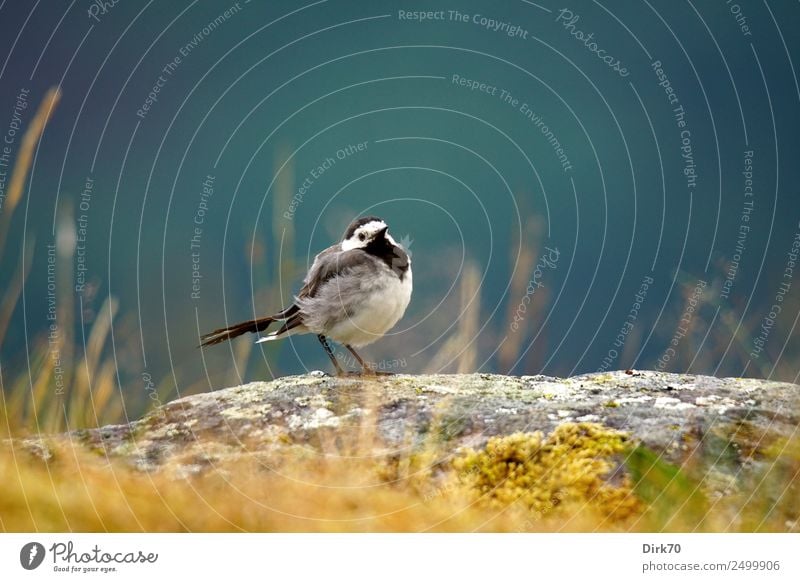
left=341, top=220, right=388, bottom=251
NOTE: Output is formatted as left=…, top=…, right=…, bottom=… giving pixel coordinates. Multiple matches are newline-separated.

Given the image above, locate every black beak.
left=377, top=225, right=388, bottom=238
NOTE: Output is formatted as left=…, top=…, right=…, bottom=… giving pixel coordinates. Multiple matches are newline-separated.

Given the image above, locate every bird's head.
left=341, top=216, right=394, bottom=250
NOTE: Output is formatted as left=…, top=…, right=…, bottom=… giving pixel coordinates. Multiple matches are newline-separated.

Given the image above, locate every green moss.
left=715, top=420, right=780, bottom=461
left=626, top=432, right=800, bottom=532
left=721, top=434, right=800, bottom=531
left=439, top=416, right=468, bottom=441
left=626, top=444, right=709, bottom=530
left=452, top=423, right=641, bottom=522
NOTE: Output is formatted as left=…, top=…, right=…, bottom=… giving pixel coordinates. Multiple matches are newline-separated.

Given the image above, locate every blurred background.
left=1, top=0, right=798, bottom=430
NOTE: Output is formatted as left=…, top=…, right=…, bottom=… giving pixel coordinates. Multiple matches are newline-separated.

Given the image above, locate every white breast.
left=328, top=267, right=412, bottom=347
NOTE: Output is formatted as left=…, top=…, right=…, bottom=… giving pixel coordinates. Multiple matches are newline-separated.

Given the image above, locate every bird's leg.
left=345, top=344, right=369, bottom=374
left=317, top=335, right=345, bottom=376
left=345, top=345, right=395, bottom=376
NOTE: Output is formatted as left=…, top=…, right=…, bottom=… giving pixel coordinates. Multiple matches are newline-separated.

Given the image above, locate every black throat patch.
left=365, top=236, right=409, bottom=280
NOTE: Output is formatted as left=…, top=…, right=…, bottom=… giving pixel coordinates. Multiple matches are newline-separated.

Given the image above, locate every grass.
left=1, top=418, right=798, bottom=532
left=4, top=419, right=641, bottom=532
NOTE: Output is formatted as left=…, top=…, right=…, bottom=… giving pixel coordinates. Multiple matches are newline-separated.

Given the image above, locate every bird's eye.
left=358, top=233, right=366, bottom=241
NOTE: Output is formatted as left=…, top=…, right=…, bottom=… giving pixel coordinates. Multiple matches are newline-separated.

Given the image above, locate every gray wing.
left=298, top=246, right=377, bottom=299
left=294, top=248, right=383, bottom=333
left=269, top=245, right=364, bottom=336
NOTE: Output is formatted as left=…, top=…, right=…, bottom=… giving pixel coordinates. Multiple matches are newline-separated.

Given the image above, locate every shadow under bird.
left=199, top=216, right=412, bottom=375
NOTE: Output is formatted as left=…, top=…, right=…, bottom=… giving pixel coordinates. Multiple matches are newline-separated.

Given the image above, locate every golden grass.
left=0, top=410, right=800, bottom=532
left=2, top=419, right=797, bottom=533
left=0, top=422, right=641, bottom=533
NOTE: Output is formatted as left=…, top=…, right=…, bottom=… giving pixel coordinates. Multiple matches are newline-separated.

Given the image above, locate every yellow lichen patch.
left=452, top=423, right=642, bottom=525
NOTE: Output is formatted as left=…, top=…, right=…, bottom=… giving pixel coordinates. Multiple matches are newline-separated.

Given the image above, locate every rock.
left=63, top=370, right=798, bottom=479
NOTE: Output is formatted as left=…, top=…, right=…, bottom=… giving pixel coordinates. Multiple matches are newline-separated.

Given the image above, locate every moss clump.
left=453, top=423, right=641, bottom=523
left=714, top=420, right=781, bottom=461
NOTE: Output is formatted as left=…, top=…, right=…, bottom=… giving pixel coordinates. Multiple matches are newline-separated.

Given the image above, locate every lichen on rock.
left=64, top=370, right=798, bottom=486
left=452, top=423, right=641, bottom=522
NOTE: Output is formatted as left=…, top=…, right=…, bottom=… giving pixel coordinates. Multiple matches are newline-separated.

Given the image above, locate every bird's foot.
left=361, top=369, right=395, bottom=377
left=333, top=370, right=396, bottom=377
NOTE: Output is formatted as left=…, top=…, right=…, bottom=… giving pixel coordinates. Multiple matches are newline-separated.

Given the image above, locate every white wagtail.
left=199, top=216, right=412, bottom=375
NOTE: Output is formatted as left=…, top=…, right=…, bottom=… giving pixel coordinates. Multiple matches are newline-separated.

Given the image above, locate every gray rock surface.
left=59, top=370, right=799, bottom=475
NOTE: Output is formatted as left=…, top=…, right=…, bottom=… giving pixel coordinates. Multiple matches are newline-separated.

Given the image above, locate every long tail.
left=198, top=305, right=298, bottom=347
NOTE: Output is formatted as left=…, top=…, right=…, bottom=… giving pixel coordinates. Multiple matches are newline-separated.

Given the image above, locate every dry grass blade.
left=70, top=297, right=118, bottom=428
left=0, top=88, right=62, bottom=435
left=91, top=359, right=119, bottom=424
left=424, top=260, right=481, bottom=373
left=29, top=346, right=56, bottom=432
left=499, top=216, right=542, bottom=372
left=0, top=87, right=61, bottom=259
left=457, top=261, right=480, bottom=373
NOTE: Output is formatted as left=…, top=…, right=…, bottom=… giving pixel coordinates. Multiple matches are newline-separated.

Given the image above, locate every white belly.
left=328, top=269, right=412, bottom=347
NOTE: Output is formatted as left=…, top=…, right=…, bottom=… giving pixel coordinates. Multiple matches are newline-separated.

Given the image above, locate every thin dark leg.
left=345, top=344, right=369, bottom=374
left=346, top=344, right=395, bottom=376
left=317, top=334, right=345, bottom=376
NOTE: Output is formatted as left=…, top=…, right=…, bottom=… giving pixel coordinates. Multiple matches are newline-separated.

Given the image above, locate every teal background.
left=1, top=1, right=799, bottom=418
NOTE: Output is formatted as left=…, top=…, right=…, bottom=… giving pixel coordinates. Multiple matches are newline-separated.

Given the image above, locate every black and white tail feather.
left=197, top=303, right=301, bottom=347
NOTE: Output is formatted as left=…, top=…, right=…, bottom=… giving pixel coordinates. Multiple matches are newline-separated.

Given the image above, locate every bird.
left=199, top=216, right=412, bottom=376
